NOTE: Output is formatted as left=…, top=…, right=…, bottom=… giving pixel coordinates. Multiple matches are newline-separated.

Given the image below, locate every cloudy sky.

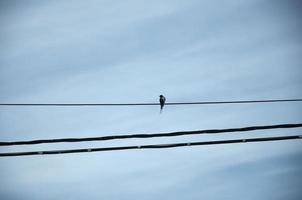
left=0, top=0, right=302, bottom=199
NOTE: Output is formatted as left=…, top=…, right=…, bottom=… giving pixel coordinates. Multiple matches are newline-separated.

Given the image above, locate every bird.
left=159, top=95, right=166, bottom=113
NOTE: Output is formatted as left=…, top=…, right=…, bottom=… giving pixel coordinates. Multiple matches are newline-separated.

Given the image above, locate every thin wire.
left=0, top=98, right=302, bottom=106
left=0, top=135, right=301, bottom=157
left=1, top=123, right=302, bottom=146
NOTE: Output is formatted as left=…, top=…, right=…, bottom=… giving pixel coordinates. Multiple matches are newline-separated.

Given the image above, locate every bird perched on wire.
left=159, top=95, right=166, bottom=113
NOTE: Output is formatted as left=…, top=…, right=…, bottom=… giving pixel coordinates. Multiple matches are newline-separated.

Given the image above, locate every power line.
left=0, top=98, right=302, bottom=107
left=1, top=123, right=302, bottom=146
left=0, top=135, right=301, bottom=157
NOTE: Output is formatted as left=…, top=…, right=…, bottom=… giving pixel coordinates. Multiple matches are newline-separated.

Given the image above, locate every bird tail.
left=160, top=104, right=164, bottom=114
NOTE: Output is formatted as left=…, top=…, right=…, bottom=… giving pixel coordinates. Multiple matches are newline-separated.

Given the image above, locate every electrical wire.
left=0, top=135, right=301, bottom=157
left=1, top=123, right=302, bottom=146
left=0, top=98, right=302, bottom=107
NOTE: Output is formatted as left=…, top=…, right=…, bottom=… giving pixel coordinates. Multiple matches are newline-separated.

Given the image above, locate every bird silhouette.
left=159, top=95, right=166, bottom=113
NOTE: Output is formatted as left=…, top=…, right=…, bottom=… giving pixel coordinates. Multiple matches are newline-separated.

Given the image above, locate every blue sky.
left=0, top=0, right=302, bottom=199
